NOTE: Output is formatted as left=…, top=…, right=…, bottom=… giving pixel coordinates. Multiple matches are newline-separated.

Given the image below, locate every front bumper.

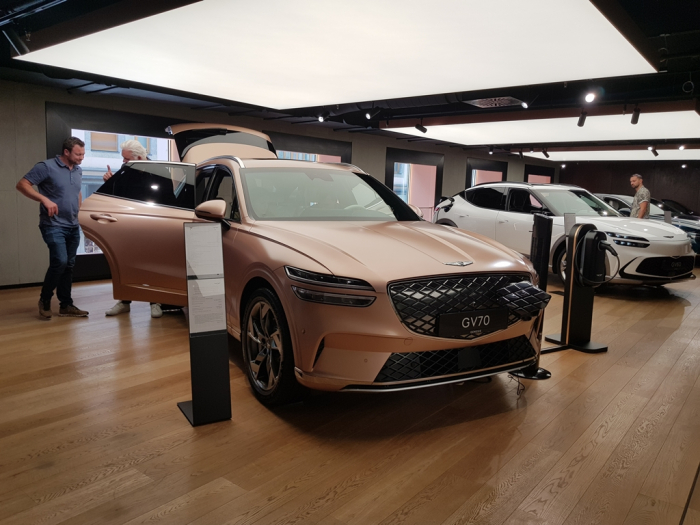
left=293, top=311, right=543, bottom=392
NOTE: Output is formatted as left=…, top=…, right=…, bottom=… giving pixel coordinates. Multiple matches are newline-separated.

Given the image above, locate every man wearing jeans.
left=16, top=137, right=89, bottom=319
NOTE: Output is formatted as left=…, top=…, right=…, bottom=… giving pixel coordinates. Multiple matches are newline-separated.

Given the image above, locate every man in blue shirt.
left=16, top=137, right=89, bottom=319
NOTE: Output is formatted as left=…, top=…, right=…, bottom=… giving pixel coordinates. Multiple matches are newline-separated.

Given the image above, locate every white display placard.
left=184, top=222, right=224, bottom=279
left=664, top=210, right=673, bottom=224
left=187, top=279, right=226, bottom=334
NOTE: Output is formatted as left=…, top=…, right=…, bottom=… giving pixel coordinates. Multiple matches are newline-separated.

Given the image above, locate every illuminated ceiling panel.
left=385, top=111, right=700, bottom=145
left=528, top=149, right=700, bottom=162
left=17, top=0, right=654, bottom=110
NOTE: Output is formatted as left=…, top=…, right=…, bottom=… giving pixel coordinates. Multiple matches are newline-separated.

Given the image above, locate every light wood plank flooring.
left=1, top=274, right=700, bottom=525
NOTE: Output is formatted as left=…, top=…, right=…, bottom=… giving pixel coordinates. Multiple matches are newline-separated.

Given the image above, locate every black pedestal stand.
left=511, top=213, right=553, bottom=381
left=178, top=330, right=232, bottom=426
left=179, top=222, right=232, bottom=427
left=544, top=223, right=608, bottom=355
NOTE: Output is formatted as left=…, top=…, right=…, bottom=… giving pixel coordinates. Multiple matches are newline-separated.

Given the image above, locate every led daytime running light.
left=285, top=266, right=374, bottom=290
left=292, top=286, right=376, bottom=307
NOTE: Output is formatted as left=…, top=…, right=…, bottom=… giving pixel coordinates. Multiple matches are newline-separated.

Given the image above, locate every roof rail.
left=336, top=162, right=367, bottom=174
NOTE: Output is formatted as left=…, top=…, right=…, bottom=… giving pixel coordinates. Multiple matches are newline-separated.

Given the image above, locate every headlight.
left=291, top=286, right=376, bottom=307
left=285, top=266, right=374, bottom=291
left=604, top=232, right=650, bottom=248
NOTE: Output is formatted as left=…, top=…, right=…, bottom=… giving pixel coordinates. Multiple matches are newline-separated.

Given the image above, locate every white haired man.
left=103, top=139, right=171, bottom=318
left=103, top=139, right=148, bottom=181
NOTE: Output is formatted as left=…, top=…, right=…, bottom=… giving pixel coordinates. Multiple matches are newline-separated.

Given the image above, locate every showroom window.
left=98, top=162, right=196, bottom=209
left=472, top=169, right=504, bottom=186
left=527, top=174, right=552, bottom=184
left=466, top=187, right=506, bottom=210
left=277, top=150, right=342, bottom=163
left=393, top=162, right=438, bottom=220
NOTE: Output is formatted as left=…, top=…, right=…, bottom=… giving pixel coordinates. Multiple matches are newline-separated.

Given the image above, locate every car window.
left=97, top=162, right=196, bottom=210
left=239, top=168, right=418, bottom=221
left=507, top=189, right=543, bottom=214
left=466, top=187, right=506, bottom=210
left=536, top=189, right=619, bottom=217
left=195, top=166, right=216, bottom=206
left=664, top=200, right=693, bottom=215
left=207, top=167, right=241, bottom=222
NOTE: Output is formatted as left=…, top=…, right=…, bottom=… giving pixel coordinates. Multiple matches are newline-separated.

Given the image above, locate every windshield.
left=664, top=200, right=693, bottom=215
left=536, top=189, right=621, bottom=217
left=614, top=195, right=665, bottom=216
left=239, top=168, right=419, bottom=221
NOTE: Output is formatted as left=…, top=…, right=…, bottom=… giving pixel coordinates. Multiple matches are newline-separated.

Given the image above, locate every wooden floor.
left=2, top=275, right=700, bottom=525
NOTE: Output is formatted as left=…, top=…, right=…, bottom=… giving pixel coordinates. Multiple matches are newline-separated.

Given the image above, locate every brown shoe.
left=58, top=305, right=89, bottom=317
left=38, top=299, right=52, bottom=320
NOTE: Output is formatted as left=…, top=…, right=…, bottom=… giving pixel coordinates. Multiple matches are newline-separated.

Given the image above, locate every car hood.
left=553, top=216, right=687, bottom=240
left=252, top=220, right=534, bottom=286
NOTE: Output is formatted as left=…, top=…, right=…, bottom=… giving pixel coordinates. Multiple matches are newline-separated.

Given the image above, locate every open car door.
left=166, top=123, right=277, bottom=164
left=79, top=161, right=197, bottom=306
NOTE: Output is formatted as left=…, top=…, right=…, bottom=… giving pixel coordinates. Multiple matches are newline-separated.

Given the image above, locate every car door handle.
left=459, top=214, right=469, bottom=218
left=498, top=220, right=508, bottom=223
left=90, top=213, right=118, bottom=223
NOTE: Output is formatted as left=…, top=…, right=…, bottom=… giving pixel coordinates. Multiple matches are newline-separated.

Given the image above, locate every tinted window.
left=97, top=162, right=196, bottom=209
left=507, top=189, right=543, bottom=214
left=466, top=187, right=506, bottom=210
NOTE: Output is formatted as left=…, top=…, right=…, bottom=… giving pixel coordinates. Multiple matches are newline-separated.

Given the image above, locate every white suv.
left=433, top=182, right=695, bottom=285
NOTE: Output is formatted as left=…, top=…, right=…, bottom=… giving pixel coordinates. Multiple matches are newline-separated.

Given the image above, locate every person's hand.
left=43, top=198, right=58, bottom=217
left=103, top=165, right=113, bottom=182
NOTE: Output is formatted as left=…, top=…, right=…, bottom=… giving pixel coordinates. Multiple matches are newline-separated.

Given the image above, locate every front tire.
left=554, top=245, right=567, bottom=281
left=242, top=288, right=300, bottom=406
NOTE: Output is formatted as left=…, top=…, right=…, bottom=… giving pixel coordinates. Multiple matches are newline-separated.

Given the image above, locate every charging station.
left=544, top=223, right=618, bottom=354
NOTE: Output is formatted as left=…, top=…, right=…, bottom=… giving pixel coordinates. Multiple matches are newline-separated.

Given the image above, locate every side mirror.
left=408, top=203, right=424, bottom=218
left=619, top=207, right=631, bottom=217
left=195, top=200, right=227, bottom=220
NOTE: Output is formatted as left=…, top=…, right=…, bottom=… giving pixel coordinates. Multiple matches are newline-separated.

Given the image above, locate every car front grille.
left=387, top=274, right=529, bottom=340
left=635, top=256, right=695, bottom=277
left=373, top=335, right=536, bottom=384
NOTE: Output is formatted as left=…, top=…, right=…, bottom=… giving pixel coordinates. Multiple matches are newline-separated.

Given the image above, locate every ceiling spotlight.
left=682, top=164, right=688, bottom=168
left=365, top=108, right=381, bottom=120
left=489, top=146, right=494, bottom=155
left=648, top=146, right=658, bottom=157
left=561, top=164, right=566, bottom=168
left=415, top=123, right=427, bottom=133
left=577, top=110, right=587, bottom=127
left=679, top=145, right=685, bottom=150
left=585, top=93, right=596, bottom=103
left=543, top=149, right=550, bottom=159
left=521, top=102, right=529, bottom=109
left=318, top=111, right=330, bottom=122
left=631, top=106, right=640, bottom=125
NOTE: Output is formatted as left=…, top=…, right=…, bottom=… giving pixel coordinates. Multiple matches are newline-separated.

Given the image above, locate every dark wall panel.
left=559, top=161, right=700, bottom=211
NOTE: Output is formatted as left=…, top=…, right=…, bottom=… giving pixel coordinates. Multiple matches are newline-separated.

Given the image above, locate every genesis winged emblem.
left=444, top=261, right=473, bottom=267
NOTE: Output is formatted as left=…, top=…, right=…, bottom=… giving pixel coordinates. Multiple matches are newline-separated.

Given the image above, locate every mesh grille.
left=635, top=256, right=694, bottom=277
left=374, top=336, right=536, bottom=383
left=388, top=274, right=529, bottom=339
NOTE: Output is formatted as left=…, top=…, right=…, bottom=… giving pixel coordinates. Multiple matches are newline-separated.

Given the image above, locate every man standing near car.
left=16, top=137, right=89, bottom=319
left=630, top=173, right=650, bottom=219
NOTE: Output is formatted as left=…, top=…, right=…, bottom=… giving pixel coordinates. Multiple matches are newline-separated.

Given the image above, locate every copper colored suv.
left=79, top=124, right=549, bottom=405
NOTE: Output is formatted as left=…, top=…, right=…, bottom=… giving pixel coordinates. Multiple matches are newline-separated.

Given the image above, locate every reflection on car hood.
left=252, top=220, right=534, bottom=285
left=553, top=216, right=688, bottom=240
